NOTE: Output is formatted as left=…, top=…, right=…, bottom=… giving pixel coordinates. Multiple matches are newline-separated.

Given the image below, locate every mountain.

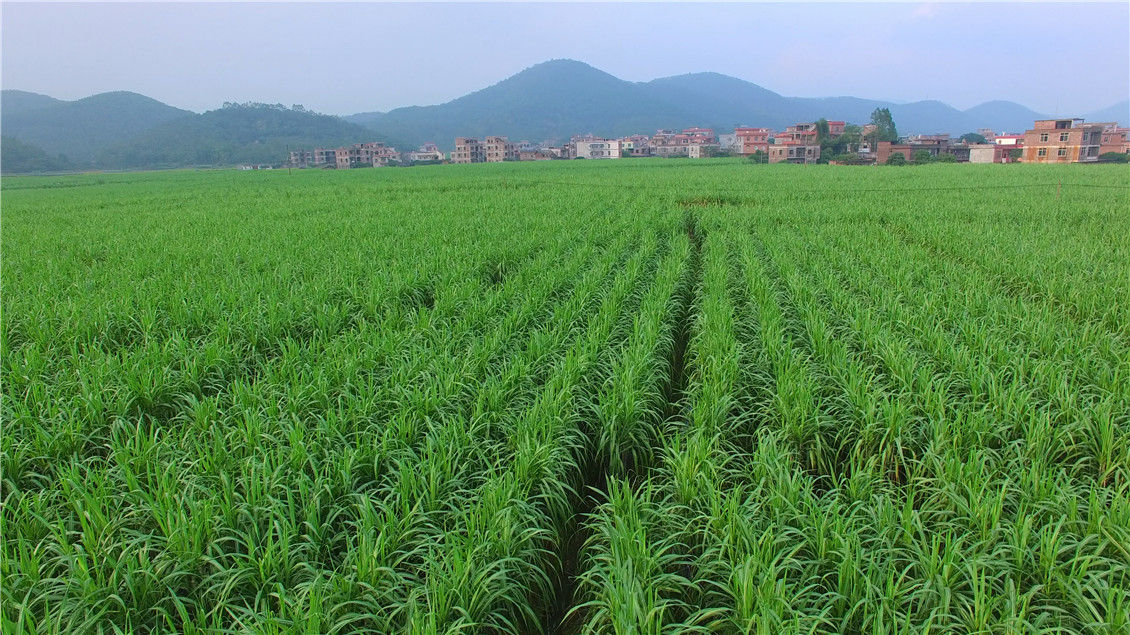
left=959, top=101, right=1046, bottom=133
left=1084, top=100, right=1130, bottom=125
left=1, top=90, right=65, bottom=116
left=348, top=60, right=696, bottom=146
left=97, top=103, right=395, bottom=169
left=346, top=60, right=1124, bottom=148
left=2, top=91, right=193, bottom=164
left=1, top=136, right=72, bottom=174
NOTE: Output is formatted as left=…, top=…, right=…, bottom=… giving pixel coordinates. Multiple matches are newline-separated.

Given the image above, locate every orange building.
left=1021, top=119, right=1104, bottom=163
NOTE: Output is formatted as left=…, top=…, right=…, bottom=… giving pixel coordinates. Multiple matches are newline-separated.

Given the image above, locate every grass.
left=2, top=159, right=1128, bottom=633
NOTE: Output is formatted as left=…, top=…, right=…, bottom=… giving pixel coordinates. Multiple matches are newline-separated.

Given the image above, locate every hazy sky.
left=3, top=2, right=1127, bottom=116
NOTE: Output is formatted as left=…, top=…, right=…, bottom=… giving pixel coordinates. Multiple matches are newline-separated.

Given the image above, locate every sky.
left=3, top=2, right=1127, bottom=116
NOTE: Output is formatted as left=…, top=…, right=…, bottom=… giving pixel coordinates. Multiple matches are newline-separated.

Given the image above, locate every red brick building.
left=452, top=137, right=485, bottom=163
left=1100, top=125, right=1129, bottom=155
left=484, top=136, right=518, bottom=162
left=1021, top=119, right=1104, bottom=163
left=768, top=142, right=820, bottom=164
left=734, top=127, right=771, bottom=155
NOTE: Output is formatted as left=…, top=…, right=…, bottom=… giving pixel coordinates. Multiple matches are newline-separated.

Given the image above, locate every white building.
left=575, top=139, right=621, bottom=159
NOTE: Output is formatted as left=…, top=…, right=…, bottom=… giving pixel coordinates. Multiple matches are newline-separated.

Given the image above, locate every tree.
left=747, top=150, right=769, bottom=164
left=912, top=150, right=935, bottom=164
left=869, top=108, right=899, bottom=144
left=886, top=153, right=908, bottom=166
left=960, top=132, right=988, bottom=144
left=704, top=146, right=736, bottom=158
left=1098, top=152, right=1129, bottom=163
left=814, top=118, right=831, bottom=143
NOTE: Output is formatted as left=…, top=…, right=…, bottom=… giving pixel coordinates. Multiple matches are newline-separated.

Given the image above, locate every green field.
left=2, top=159, right=1129, bottom=633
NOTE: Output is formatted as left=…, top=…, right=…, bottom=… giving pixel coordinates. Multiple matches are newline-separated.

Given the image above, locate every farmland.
left=2, top=159, right=1128, bottom=633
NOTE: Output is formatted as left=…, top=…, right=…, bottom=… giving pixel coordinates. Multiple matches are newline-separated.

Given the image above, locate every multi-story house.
left=619, top=135, right=652, bottom=157
left=361, top=142, right=400, bottom=167
left=1021, top=118, right=1104, bottom=163
left=335, top=145, right=364, bottom=169
left=650, top=128, right=717, bottom=158
left=518, top=150, right=555, bottom=161
left=575, top=139, right=621, bottom=159
left=403, top=143, right=445, bottom=163
left=777, top=122, right=819, bottom=144
left=993, top=134, right=1024, bottom=147
left=734, top=127, right=771, bottom=155
left=287, top=149, right=312, bottom=167
left=768, top=142, right=820, bottom=164
left=1100, top=124, right=1129, bottom=155
left=312, top=148, right=337, bottom=166
left=484, top=136, right=519, bottom=162
left=452, top=138, right=485, bottom=163
left=876, top=140, right=971, bottom=163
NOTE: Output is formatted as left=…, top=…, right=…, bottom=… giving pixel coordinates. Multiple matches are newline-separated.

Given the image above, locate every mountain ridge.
left=345, top=59, right=1126, bottom=148
left=2, top=60, right=1126, bottom=171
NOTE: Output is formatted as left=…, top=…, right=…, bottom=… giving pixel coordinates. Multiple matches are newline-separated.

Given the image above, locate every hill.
left=347, top=59, right=1124, bottom=147
left=1084, top=100, right=1130, bottom=125
left=348, top=60, right=697, bottom=146
left=1, top=90, right=65, bottom=116
left=1, top=136, right=72, bottom=174
left=1, top=91, right=193, bottom=164
left=97, top=103, right=395, bottom=169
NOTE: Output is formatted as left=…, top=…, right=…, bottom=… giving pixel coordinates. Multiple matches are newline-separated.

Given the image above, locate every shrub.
left=912, top=150, right=935, bottom=164
left=1098, top=152, right=1128, bottom=163
left=886, top=153, right=908, bottom=166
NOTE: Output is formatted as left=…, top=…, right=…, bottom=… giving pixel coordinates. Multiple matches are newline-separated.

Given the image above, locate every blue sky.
left=3, top=2, right=1127, bottom=116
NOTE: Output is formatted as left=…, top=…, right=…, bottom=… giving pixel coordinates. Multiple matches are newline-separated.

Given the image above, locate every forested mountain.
left=2, top=60, right=1124, bottom=172
left=0, top=136, right=72, bottom=174
left=346, top=59, right=1115, bottom=148
left=1, top=91, right=193, bottom=164
left=97, top=103, right=395, bottom=169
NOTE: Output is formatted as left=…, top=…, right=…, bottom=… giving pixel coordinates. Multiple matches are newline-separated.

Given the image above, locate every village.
left=280, top=116, right=1130, bottom=170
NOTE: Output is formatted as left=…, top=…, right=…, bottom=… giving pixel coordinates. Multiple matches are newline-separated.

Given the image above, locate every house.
left=404, top=143, right=445, bottom=163
left=312, top=148, right=336, bottom=166
left=992, top=134, right=1024, bottom=147
left=1100, top=125, right=1129, bottom=155
left=906, top=133, right=952, bottom=145
left=969, top=144, right=1014, bottom=163
left=876, top=138, right=972, bottom=163
left=575, top=139, right=621, bottom=159
left=769, top=142, right=820, bottom=164
left=287, top=149, right=312, bottom=168
left=518, top=150, right=555, bottom=161
left=484, top=136, right=519, bottom=162
left=777, top=122, right=819, bottom=144
left=361, top=142, right=400, bottom=167
left=619, top=135, right=652, bottom=157
left=452, top=137, right=485, bottom=163
left=734, top=127, right=771, bottom=155
left=651, top=128, right=717, bottom=158
left=335, top=145, right=362, bottom=169
left=1021, top=118, right=1104, bottom=163
left=688, top=143, right=719, bottom=159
